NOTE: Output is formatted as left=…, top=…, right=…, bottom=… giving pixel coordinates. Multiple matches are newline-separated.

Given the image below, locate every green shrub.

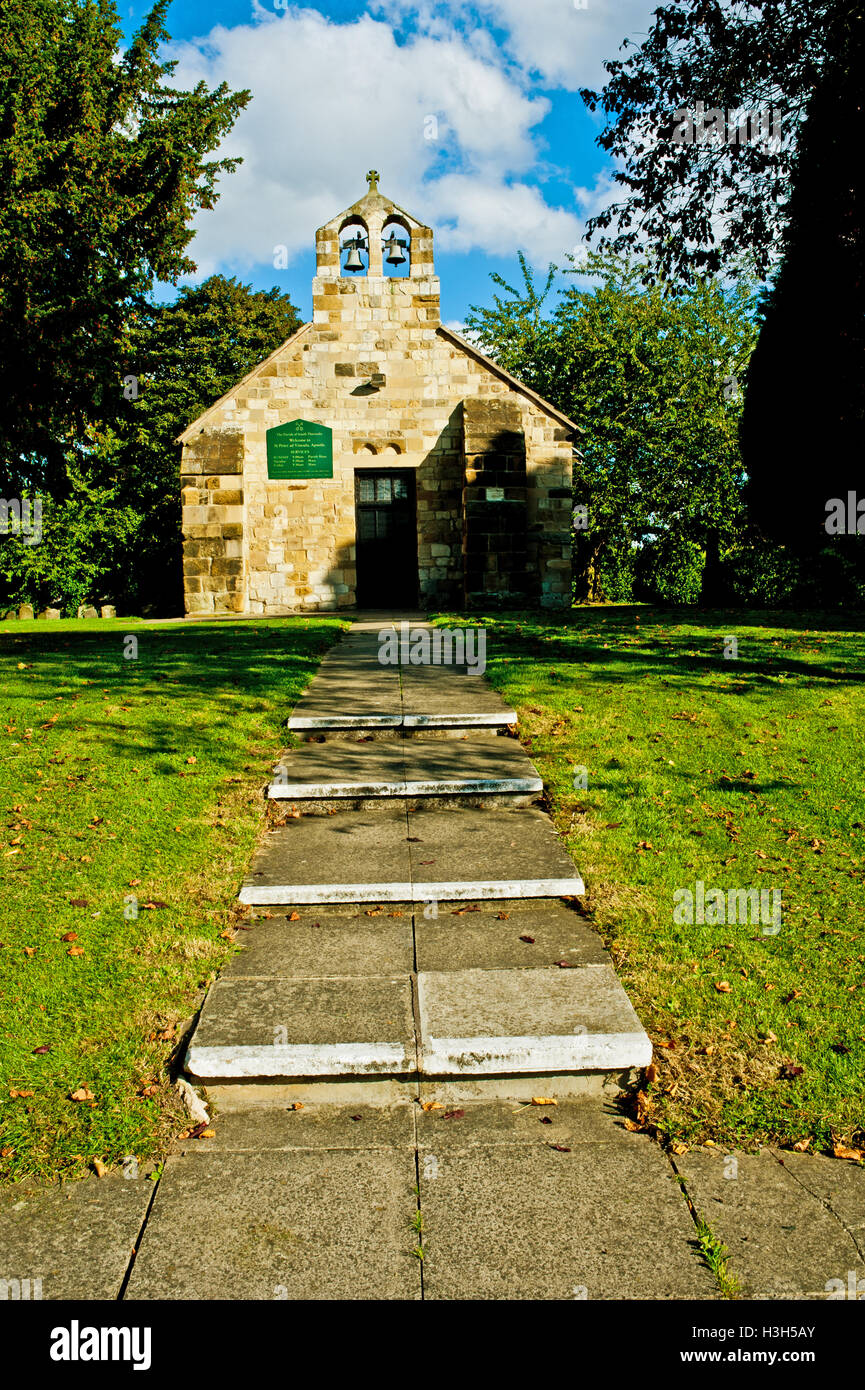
left=638, top=535, right=705, bottom=604
left=0, top=477, right=141, bottom=615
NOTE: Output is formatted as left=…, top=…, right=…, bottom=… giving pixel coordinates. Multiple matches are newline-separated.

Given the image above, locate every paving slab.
left=418, top=966, right=652, bottom=1074
left=125, top=1148, right=420, bottom=1300
left=0, top=1172, right=152, bottom=1300
left=186, top=976, right=416, bottom=1079
left=269, top=740, right=407, bottom=798
left=401, top=737, right=540, bottom=796
left=177, top=1104, right=416, bottom=1153
left=415, top=903, right=609, bottom=972
left=771, top=1147, right=865, bottom=1246
left=239, top=807, right=412, bottom=905
left=417, top=1102, right=716, bottom=1300
left=224, top=912, right=413, bottom=979
left=401, top=666, right=514, bottom=720
left=406, top=804, right=584, bottom=900
left=415, top=1097, right=629, bottom=1148
left=677, top=1148, right=865, bottom=1299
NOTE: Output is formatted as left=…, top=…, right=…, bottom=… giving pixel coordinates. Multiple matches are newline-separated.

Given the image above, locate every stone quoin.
left=178, top=174, right=576, bottom=615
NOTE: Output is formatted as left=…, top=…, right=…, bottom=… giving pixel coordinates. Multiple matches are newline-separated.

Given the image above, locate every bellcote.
left=315, top=172, right=437, bottom=284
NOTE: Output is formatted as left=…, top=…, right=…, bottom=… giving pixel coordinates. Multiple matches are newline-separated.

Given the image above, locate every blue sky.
left=121, top=0, right=659, bottom=324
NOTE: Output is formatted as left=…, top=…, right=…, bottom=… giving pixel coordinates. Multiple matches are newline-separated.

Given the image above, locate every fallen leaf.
left=531, top=1097, right=558, bottom=1107
left=69, top=899, right=88, bottom=908
left=555, top=959, right=575, bottom=968
left=442, top=1109, right=464, bottom=1120
left=70, top=1086, right=95, bottom=1102
left=644, top=1063, right=657, bottom=1084
left=540, top=1116, right=553, bottom=1124
left=23, top=946, right=36, bottom=957
left=9, top=1089, right=34, bottom=1099
left=832, top=1143, right=864, bottom=1162
left=421, top=1100, right=443, bottom=1112
left=778, top=1063, right=804, bottom=1080
left=549, top=1143, right=572, bottom=1153
left=496, top=912, right=510, bottom=920
left=519, top=935, right=535, bottom=944
left=714, top=981, right=732, bottom=993
left=32, top=1045, right=51, bottom=1055
left=286, top=1102, right=303, bottom=1111
left=67, top=945, right=85, bottom=956
left=792, top=1137, right=812, bottom=1152
left=92, top=1159, right=107, bottom=1178
left=670, top=1142, right=689, bottom=1156
left=200, top=1128, right=215, bottom=1139
left=288, top=911, right=300, bottom=921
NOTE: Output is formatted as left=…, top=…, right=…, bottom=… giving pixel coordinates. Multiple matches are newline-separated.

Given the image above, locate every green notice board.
left=266, top=419, right=333, bottom=480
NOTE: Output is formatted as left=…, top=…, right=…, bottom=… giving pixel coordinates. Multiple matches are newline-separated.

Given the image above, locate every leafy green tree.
left=466, top=251, right=758, bottom=601
left=0, top=462, right=141, bottom=615
left=0, top=276, right=302, bottom=614
left=0, top=0, right=250, bottom=493
left=580, top=0, right=840, bottom=281
left=116, top=275, right=303, bottom=611
left=581, top=0, right=864, bottom=578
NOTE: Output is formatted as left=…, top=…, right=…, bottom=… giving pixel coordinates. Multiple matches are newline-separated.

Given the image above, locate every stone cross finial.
left=366, top=169, right=379, bottom=193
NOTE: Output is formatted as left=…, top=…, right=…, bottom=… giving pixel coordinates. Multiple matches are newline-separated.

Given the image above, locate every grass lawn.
left=449, top=607, right=864, bottom=1155
left=0, top=615, right=346, bottom=1183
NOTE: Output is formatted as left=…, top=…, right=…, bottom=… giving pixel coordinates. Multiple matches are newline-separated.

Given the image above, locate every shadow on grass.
left=0, top=618, right=346, bottom=766
left=472, top=607, right=865, bottom=691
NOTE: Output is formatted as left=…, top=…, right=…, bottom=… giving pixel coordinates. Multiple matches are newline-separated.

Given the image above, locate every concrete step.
left=238, top=805, right=584, bottom=906
left=184, top=909, right=651, bottom=1083
left=267, top=736, right=542, bottom=805
left=417, top=967, right=652, bottom=1075
left=186, top=975, right=416, bottom=1080
left=287, top=717, right=517, bottom=739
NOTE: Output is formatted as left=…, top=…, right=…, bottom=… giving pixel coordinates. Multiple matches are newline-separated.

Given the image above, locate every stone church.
left=179, top=174, right=575, bottom=615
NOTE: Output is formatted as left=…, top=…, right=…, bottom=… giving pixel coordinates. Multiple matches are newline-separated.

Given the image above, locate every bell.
left=383, top=232, right=408, bottom=266
left=343, top=245, right=365, bottom=273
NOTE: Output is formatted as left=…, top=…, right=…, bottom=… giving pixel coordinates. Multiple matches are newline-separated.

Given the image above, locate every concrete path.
left=189, top=618, right=647, bottom=1082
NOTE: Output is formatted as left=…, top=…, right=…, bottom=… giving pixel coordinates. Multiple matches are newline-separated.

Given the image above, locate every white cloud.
left=166, top=5, right=576, bottom=276
left=427, top=174, right=580, bottom=263
left=372, top=0, right=660, bottom=93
